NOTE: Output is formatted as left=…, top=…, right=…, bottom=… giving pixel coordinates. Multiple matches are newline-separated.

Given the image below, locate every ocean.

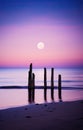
left=0, top=68, right=83, bottom=109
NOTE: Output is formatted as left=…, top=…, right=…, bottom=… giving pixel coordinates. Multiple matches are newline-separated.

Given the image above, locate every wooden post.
left=51, top=68, right=54, bottom=87
left=58, top=74, right=62, bottom=100
left=28, top=63, right=34, bottom=103
left=28, top=71, right=31, bottom=87
left=28, top=70, right=31, bottom=103
left=28, top=63, right=32, bottom=87
left=30, top=63, right=32, bottom=74
left=44, top=68, right=47, bottom=88
left=44, top=68, right=47, bottom=102
left=33, top=73, right=35, bottom=87
left=32, top=73, right=35, bottom=102
left=51, top=68, right=54, bottom=101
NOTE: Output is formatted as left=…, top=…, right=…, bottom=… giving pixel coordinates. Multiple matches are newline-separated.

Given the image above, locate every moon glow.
left=37, top=42, right=44, bottom=50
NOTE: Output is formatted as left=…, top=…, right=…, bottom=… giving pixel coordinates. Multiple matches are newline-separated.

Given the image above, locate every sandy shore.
left=0, top=100, right=83, bottom=130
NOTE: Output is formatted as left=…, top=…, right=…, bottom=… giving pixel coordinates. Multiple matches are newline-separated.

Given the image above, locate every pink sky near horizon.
left=0, top=23, right=82, bottom=68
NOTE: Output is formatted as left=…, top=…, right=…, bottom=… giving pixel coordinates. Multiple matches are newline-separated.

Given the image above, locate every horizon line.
left=0, top=65, right=83, bottom=69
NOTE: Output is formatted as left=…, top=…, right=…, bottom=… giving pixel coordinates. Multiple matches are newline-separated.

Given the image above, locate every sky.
left=0, top=0, right=83, bottom=68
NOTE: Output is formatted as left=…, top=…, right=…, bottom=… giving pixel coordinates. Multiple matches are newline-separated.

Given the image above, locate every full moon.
left=37, top=42, right=44, bottom=50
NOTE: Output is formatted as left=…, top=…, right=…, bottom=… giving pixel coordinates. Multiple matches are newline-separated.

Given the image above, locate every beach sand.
left=0, top=100, right=83, bottom=130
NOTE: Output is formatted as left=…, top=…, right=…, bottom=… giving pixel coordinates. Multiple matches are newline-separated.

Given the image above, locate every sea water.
left=0, top=68, right=83, bottom=109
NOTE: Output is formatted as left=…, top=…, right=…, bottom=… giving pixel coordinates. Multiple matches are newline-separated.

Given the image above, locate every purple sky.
left=0, top=0, right=83, bottom=68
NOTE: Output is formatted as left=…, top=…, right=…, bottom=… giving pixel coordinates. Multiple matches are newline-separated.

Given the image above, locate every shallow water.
left=0, top=68, right=83, bottom=87
left=0, top=68, right=83, bottom=109
left=0, top=89, right=83, bottom=110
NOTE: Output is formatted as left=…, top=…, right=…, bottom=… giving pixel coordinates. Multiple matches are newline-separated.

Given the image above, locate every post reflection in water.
left=28, top=87, right=35, bottom=104
left=44, top=88, right=47, bottom=102
left=28, top=87, right=55, bottom=103
left=51, top=88, right=54, bottom=101
left=28, top=87, right=63, bottom=104
left=44, top=88, right=55, bottom=102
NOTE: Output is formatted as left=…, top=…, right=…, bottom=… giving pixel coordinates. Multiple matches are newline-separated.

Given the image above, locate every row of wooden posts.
left=28, top=63, right=62, bottom=103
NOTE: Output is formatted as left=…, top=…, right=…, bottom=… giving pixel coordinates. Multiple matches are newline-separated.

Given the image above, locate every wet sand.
left=0, top=100, right=83, bottom=130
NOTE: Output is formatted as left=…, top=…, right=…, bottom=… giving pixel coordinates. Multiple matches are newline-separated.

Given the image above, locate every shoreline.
left=0, top=100, right=83, bottom=130
left=0, top=86, right=83, bottom=90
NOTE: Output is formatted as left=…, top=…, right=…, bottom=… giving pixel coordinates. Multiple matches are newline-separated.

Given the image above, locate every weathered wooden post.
left=58, top=74, right=62, bottom=100
left=32, top=73, right=35, bottom=102
left=28, top=71, right=32, bottom=103
left=30, top=63, right=32, bottom=73
left=51, top=68, right=54, bottom=87
left=44, top=68, right=47, bottom=88
left=44, top=68, right=47, bottom=102
left=51, top=68, right=54, bottom=101
left=32, top=73, right=35, bottom=87
left=28, top=63, right=32, bottom=87
left=28, top=63, right=34, bottom=103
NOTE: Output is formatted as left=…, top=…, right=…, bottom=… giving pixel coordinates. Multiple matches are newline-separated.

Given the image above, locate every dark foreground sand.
left=0, top=100, right=83, bottom=130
